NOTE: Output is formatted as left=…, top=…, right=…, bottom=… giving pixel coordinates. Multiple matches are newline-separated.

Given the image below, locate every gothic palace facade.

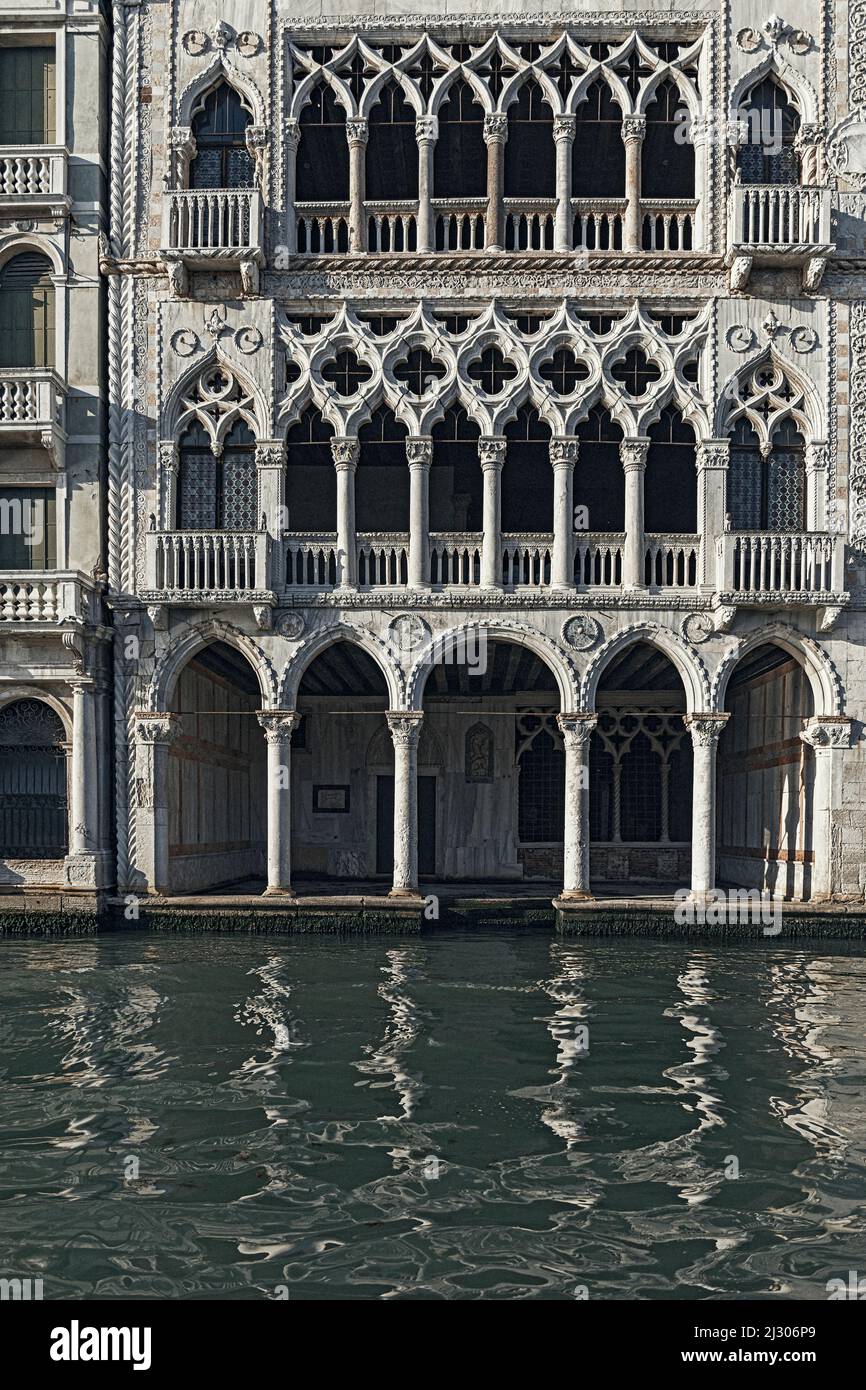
left=2, top=0, right=866, bottom=911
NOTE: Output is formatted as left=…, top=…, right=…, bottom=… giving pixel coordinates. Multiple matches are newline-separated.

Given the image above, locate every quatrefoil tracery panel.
left=278, top=297, right=713, bottom=439
left=722, top=355, right=813, bottom=456
left=175, top=363, right=258, bottom=454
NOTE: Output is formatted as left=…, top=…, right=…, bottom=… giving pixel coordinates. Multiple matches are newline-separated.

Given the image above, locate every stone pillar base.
left=556, top=889, right=595, bottom=903
left=263, top=886, right=295, bottom=898
left=63, top=851, right=112, bottom=890
left=388, top=887, right=420, bottom=899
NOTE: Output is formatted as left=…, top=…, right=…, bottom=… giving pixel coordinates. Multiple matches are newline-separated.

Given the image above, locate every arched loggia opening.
left=189, top=82, right=255, bottom=189
left=641, top=79, right=694, bottom=198
left=717, top=643, right=815, bottom=901
left=502, top=403, right=552, bottom=533
left=573, top=80, right=625, bottom=197
left=504, top=79, right=555, bottom=200
left=291, top=641, right=392, bottom=884
left=367, top=80, right=418, bottom=202
left=356, top=406, right=410, bottom=585
left=297, top=82, right=349, bottom=202
left=738, top=76, right=801, bottom=185
left=167, top=641, right=267, bottom=893
left=434, top=78, right=486, bottom=198
left=589, top=642, right=693, bottom=886
left=418, top=637, right=563, bottom=881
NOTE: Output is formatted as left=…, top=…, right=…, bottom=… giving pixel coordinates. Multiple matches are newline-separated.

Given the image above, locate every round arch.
left=581, top=623, right=711, bottom=713
left=712, top=625, right=844, bottom=717
left=0, top=235, right=65, bottom=279
left=407, top=622, right=578, bottom=712
left=148, top=621, right=278, bottom=712
left=0, top=686, right=72, bottom=740
left=279, top=623, right=405, bottom=710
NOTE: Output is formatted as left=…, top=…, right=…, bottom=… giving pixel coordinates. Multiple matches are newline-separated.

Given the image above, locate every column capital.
left=386, top=711, right=424, bottom=747
left=483, top=113, right=508, bottom=145
left=557, top=712, right=598, bottom=748
left=621, top=437, right=650, bottom=471
left=799, top=717, right=853, bottom=750
left=696, top=438, right=730, bottom=470
left=158, top=439, right=179, bottom=475
left=621, top=114, right=646, bottom=142
left=257, top=710, right=301, bottom=744
left=550, top=436, right=580, bottom=468
left=331, top=436, right=360, bottom=469
left=346, top=118, right=369, bottom=146
left=479, top=435, right=506, bottom=468
left=683, top=713, right=730, bottom=747
left=283, top=117, right=302, bottom=150
left=134, top=711, right=182, bottom=746
left=416, top=114, right=438, bottom=144
left=553, top=114, right=577, bottom=141
left=255, top=441, right=286, bottom=469
left=805, top=440, right=830, bottom=474
left=406, top=436, right=433, bottom=468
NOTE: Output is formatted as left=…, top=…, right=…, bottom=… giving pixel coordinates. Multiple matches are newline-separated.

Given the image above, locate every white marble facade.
left=3, top=1, right=866, bottom=907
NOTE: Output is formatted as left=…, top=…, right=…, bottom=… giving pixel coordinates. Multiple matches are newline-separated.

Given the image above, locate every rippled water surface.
left=2, top=931, right=866, bottom=1300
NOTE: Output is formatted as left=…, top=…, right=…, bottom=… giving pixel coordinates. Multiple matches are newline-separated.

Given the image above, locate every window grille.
left=190, top=84, right=255, bottom=189
left=0, top=699, right=67, bottom=859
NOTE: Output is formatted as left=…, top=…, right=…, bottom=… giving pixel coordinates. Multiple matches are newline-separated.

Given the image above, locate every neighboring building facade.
left=5, top=0, right=864, bottom=910
left=0, top=0, right=112, bottom=906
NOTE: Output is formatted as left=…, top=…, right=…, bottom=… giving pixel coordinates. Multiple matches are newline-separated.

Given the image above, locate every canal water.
left=1, top=931, right=865, bottom=1300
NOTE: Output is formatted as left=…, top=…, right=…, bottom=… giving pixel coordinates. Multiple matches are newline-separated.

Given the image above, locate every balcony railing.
left=430, top=533, right=482, bottom=586
left=574, top=534, right=625, bottom=587
left=0, top=573, right=92, bottom=623
left=720, top=531, right=844, bottom=596
left=366, top=202, right=417, bottom=253
left=146, top=531, right=268, bottom=595
left=641, top=199, right=697, bottom=252
left=357, top=533, right=409, bottom=587
left=433, top=198, right=487, bottom=251
left=0, top=146, right=67, bottom=203
left=731, top=185, right=830, bottom=248
left=502, top=534, right=553, bottom=586
left=295, top=203, right=350, bottom=255
left=162, top=189, right=263, bottom=258
left=0, top=369, right=66, bottom=461
left=645, top=534, right=700, bottom=589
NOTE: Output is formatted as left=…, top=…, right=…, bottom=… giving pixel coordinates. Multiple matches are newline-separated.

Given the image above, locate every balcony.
left=144, top=531, right=271, bottom=601
left=718, top=531, right=845, bottom=601
left=0, top=369, right=66, bottom=465
left=0, top=573, right=95, bottom=624
left=161, top=189, right=264, bottom=295
left=0, top=145, right=68, bottom=214
left=728, top=185, right=832, bottom=290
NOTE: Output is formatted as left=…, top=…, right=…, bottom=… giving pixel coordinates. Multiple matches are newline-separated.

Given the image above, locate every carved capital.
left=256, top=441, right=285, bottom=469
left=284, top=117, right=301, bottom=151
left=479, top=436, right=506, bottom=468
left=135, top=712, right=182, bottom=747
left=257, top=710, right=300, bottom=745
left=158, top=440, right=179, bottom=475
left=683, top=713, right=730, bottom=748
left=346, top=118, right=369, bottom=146
left=331, top=436, right=360, bottom=469
left=696, top=439, right=730, bottom=470
left=406, top=436, right=433, bottom=468
left=483, top=114, right=508, bottom=145
left=621, top=115, right=646, bottom=142
left=386, top=711, right=424, bottom=748
left=416, top=115, right=438, bottom=144
left=620, top=437, right=650, bottom=472
left=556, top=712, right=598, bottom=752
left=553, top=115, right=576, bottom=142
left=800, top=718, right=852, bottom=751
left=550, top=436, right=579, bottom=468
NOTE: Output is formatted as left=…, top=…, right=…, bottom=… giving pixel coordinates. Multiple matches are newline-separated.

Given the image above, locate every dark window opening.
left=641, top=78, right=694, bottom=198
left=430, top=405, right=482, bottom=532
left=502, top=405, right=552, bottom=532
left=574, top=407, right=624, bottom=533
left=539, top=348, right=590, bottom=395
left=322, top=349, right=372, bottom=397
left=177, top=419, right=256, bottom=530
left=504, top=79, right=555, bottom=198
left=0, top=486, right=56, bottom=569
left=573, top=80, right=625, bottom=197
left=357, top=406, right=409, bottom=532
left=0, top=699, right=67, bottom=858
left=0, top=45, right=55, bottom=143
left=645, top=406, right=697, bottom=534
left=285, top=407, right=336, bottom=533
left=611, top=348, right=661, bottom=397
left=518, top=728, right=564, bottom=842
left=189, top=82, right=254, bottom=189
left=728, top=416, right=805, bottom=530
left=367, top=80, right=418, bottom=201
left=434, top=78, right=486, bottom=198
left=467, top=346, right=518, bottom=394
left=393, top=348, right=446, bottom=396
left=738, top=77, right=801, bottom=185
left=0, top=252, right=54, bottom=368
left=297, top=83, right=349, bottom=202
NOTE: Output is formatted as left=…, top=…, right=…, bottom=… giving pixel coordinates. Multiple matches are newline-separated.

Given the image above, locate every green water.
left=1, top=931, right=865, bottom=1300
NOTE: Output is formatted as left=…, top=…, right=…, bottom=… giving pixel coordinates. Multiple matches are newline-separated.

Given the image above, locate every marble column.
left=551, top=437, right=578, bottom=587
left=621, top=115, right=646, bottom=253
left=157, top=441, right=179, bottom=530
left=331, top=437, right=359, bottom=588
left=799, top=717, right=853, bottom=901
left=696, top=439, right=729, bottom=589
left=133, top=712, right=182, bottom=895
left=416, top=115, right=438, bottom=253
left=69, top=680, right=98, bottom=857
left=479, top=436, right=506, bottom=588
left=387, top=712, right=424, bottom=896
left=553, top=115, right=576, bottom=252
left=255, top=440, right=286, bottom=540
left=283, top=117, right=301, bottom=256
left=483, top=114, right=507, bottom=251
left=346, top=118, right=368, bottom=253
left=805, top=441, right=829, bottom=531
left=683, top=714, right=729, bottom=901
left=621, top=437, right=649, bottom=589
left=257, top=711, right=300, bottom=895
left=557, top=713, right=598, bottom=899
left=407, top=436, right=432, bottom=587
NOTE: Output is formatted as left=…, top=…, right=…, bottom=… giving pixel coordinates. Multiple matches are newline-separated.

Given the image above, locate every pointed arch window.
left=434, top=78, right=486, bottom=198
left=505, top=79, right=555, bottom=198
left=575, top=407, right=624, bottom=534
left=503, top=404, right=552, bottom=533
left=517, top=722, right=564, bottom=843
left=357, top=406, right=409, bottom=533
left=190, top=83, right=255, bottom=189
left=285, top=407, right=336, bottom=533
left=728, top=417, right=805, bottom=531
left=430, top=404, right=482, bottom=532
left=297, top=82, right=349, bottom=202
left=367, top=80, right=418, bottom=201
left=738, top=77, right=800, bottom=185
left=177, top=419, right=257, bottom=530
left=0, top=252, right=54, bottom=368
left=645, top=406, right=697, bottom=533
left=642, top=78, right=694, bottom=199
left=573, top=80, right=625, bottom=197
